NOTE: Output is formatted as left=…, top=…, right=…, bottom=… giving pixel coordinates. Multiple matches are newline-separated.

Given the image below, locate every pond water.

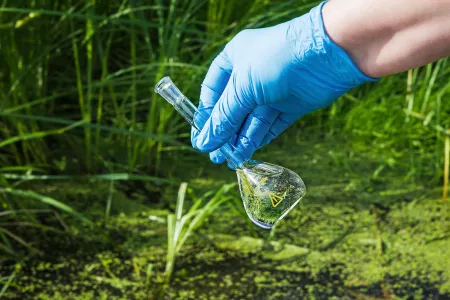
left=1, top=138, right=449, bottom=299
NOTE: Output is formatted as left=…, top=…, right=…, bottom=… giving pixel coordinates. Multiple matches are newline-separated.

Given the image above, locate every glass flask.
left=155, top=76, right=306, bottom=229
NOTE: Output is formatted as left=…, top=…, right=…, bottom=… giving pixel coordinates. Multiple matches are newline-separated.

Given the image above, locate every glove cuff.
left=310, top=1, right=380, bottom=86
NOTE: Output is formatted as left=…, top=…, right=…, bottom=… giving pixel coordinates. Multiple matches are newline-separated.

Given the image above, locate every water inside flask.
left=237, top=160, right=306, bottom=229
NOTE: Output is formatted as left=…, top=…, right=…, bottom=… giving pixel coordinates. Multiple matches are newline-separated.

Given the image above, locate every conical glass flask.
left=155, top=77, right=306, bottom=229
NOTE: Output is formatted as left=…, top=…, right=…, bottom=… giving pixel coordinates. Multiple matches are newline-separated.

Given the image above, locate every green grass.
left=0, top=0, right=449, bottom=298
left=164, top=182, right=234, bottom=282
left=0, top=0, right=320, bottom=255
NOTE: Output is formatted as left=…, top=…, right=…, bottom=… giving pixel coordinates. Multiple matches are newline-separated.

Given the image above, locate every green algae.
left=2, top=139, right=450, bottom=299
left=4, top=193, right=448, bottom=299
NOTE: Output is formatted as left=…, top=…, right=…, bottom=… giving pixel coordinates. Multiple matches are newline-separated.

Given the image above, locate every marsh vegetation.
left=0, top=0, right=449, bottom=298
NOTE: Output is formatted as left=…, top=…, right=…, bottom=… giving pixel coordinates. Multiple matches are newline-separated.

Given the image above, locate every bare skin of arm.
left=322, top=0, right=450, bottom=78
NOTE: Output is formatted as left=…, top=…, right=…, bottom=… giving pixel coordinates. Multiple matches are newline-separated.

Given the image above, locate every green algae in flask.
left=155, top=76, right=306, bottom=229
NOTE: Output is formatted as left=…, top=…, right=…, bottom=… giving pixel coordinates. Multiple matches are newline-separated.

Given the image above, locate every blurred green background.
left=0, top=0, right=449, bottom=299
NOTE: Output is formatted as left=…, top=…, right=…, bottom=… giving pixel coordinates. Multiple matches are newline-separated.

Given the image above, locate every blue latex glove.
left=192, top=1, right=378, bottom=165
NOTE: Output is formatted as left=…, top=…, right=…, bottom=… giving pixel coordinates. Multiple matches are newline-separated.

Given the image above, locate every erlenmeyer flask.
left=155, top=77, right=306, bottom=229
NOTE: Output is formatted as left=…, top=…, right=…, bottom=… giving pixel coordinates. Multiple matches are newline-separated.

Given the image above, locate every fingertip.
left=260, top=112, right=301, bottom=147
left=191, top=127, right=200, bottom=149
left=195, top=128, right=217, bottom=152
left=227, top=161, right=236, bottom=170
left=194, top=109, right=232, bottom=152
left=210, top=150, right=226, bottom=164
left=261, top=131, right=276, bottom=147
left=234, top=135, right=257, bottom=162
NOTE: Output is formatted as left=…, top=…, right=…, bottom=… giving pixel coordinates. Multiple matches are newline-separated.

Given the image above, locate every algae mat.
left=1, top=139, right=450, bottom=299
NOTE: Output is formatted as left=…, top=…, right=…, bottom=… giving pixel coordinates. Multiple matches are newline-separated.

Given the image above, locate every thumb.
left=195, top=73, right=255, bottom=152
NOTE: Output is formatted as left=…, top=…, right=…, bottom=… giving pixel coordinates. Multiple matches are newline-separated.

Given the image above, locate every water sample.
left=154, top=76, right=306, bottom=229
left=237, top=161, right=306, bottom=229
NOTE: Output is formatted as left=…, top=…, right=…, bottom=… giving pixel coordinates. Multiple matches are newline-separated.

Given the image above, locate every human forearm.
left=322, top=0, right=450, bottom=77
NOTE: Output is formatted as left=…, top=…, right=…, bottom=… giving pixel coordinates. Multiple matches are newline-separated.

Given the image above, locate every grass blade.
left=0, top=113, right=191, bottom=148
left=0, top=120, right=85, bottom=148
left=0, top=271, right=16, bottom=297
left=1, top=173, right=177, bottom=185
left=0, top=188, right=91, bottom=224
left=444, top=136, right=449, bottom=204
left=105, top=181, right=114, bottom=220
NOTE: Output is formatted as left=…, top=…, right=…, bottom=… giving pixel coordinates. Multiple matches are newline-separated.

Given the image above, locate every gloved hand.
left=191, top=1, right=378, bottom=165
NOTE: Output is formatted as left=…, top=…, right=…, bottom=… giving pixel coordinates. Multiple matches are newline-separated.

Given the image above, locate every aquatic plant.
left=165, top=182, right=233, bottom=281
